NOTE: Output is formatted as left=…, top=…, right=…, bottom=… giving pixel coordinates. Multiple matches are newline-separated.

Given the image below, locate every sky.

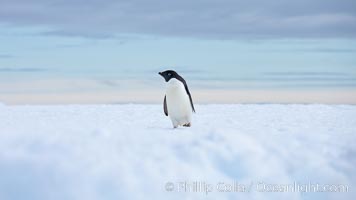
left=0, top=0, right=355, bottom=103
left=0, top=0, right=355, bottom=38
left=0, top=0, right=355, bottom=74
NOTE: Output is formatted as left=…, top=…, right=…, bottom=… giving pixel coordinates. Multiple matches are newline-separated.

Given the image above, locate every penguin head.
left=158, top=70, right=180, bottom=82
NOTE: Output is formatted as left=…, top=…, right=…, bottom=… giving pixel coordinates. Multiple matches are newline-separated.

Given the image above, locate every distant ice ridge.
left=0, top=104, right=355, bottom=200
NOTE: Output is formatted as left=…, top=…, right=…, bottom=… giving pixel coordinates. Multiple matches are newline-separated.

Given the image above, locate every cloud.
left=263, top=47, right=356, bottom=53
left=0, top=67, right=45, bottom=72
left=0, top=54, right=14, bottom=58
left=0, top=0, right=355, bottom=39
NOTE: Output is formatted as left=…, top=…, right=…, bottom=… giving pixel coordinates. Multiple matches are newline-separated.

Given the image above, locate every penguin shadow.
left=147, top=126, right=191, bottom=132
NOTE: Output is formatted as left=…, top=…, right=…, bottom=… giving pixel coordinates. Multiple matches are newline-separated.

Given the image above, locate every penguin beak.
left=158, top=72, right=163, bottom=76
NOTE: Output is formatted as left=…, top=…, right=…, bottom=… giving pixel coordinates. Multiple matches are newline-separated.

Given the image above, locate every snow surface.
left=0, top=104, right=355, bottom=200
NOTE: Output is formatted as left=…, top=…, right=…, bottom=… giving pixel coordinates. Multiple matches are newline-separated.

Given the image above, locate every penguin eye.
left=168, top=73, right=172, bottom=76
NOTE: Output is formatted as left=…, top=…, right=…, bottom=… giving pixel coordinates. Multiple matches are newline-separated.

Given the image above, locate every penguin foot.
left=183, top=123, right=191, bottom=127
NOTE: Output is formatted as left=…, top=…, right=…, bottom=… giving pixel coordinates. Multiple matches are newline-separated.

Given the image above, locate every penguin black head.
left=158, top=70, right=181, bottom=82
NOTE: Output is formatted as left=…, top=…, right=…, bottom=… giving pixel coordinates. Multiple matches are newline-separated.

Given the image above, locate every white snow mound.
left=0, top=104, right=355, bottom=200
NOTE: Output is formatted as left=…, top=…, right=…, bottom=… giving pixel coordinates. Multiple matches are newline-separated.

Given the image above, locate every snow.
left=0, top=104, right=355, bottom=200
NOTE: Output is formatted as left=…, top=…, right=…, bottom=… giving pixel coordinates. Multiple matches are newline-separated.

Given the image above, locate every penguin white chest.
left=166, top=78, right=192, bottom=127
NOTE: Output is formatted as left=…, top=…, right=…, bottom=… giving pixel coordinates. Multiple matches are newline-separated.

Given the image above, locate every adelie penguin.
left=159, top=70, right=195, bottom=128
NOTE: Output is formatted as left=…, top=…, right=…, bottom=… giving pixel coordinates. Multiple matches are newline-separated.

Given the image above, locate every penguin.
left=158, top=70, right=195, bottom=128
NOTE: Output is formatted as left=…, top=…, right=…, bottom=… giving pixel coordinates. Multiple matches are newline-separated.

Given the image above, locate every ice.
left=0, top=104, right=355, bottom=200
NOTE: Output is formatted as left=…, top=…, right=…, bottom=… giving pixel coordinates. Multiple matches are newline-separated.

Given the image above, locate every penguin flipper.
left=163, top=95, right=168, bottom=116
left=183, top=84, right=195, bottom=113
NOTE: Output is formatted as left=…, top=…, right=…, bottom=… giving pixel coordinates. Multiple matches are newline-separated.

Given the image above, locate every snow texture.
left=0, top=104, right=355, bottom=200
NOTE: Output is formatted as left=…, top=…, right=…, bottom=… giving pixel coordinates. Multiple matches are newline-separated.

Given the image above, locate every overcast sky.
left=0, top=0, right=355, bottom=82
left=0, top=0, right=355, bottom=39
